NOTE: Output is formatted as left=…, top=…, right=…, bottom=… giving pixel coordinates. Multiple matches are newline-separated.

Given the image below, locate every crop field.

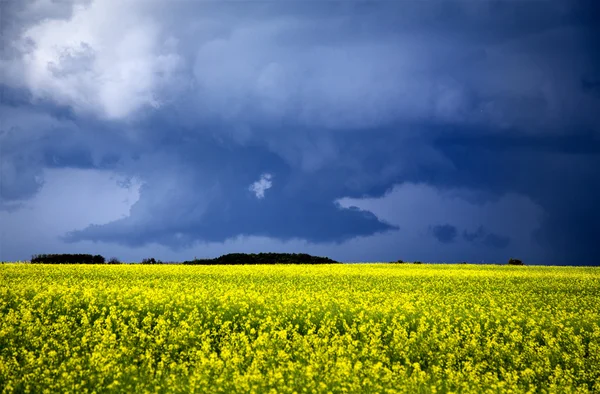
left=1, top=264, right=599, bottom=393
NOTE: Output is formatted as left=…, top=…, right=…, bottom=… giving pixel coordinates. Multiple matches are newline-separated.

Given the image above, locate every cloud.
left=9, top=1, right=184, bottom=119
left=432, top=224, right=458, bottom=244
left=1, top=0, right=599, bottom=264
left=483, top=233, right=511, bottom=249
left=0, top=168, right=140, bottom=260
left=60, top=137, right=398, bottom=247
left=463, top=226, right=510, bottom=249
left=6, top=0, right=595, bottom=130
left=435, top=131, right=600, bottom=263
left=249, top=173, right=273, bottom=199
left=463, top=226, right=486, bottom=243
left=337, top=183, right=546, bottom=262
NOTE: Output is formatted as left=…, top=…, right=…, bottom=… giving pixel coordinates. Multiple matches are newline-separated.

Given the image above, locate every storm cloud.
left=1, top=0, right=598, bottom=264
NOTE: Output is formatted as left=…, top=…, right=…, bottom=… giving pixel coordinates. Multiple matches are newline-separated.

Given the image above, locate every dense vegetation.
left=1, top=264, right=598, bottom=393
left=27, top=252, right=338, bottom=265
left=25, top=253, right=525, bottom=266
left=183, top=253, right=339, bottom=265
left=30, top=254, right=105, bottom=264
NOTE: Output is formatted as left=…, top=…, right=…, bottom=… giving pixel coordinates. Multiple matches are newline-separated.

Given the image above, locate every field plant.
left=1, top=264, right=599, bottom=393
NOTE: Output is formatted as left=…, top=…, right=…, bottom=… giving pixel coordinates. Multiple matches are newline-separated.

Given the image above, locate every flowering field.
left=1, top=264, right=599, bottom=393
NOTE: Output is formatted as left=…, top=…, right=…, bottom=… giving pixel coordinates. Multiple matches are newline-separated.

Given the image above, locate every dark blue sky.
left=1, top=0, right=599, bottom=264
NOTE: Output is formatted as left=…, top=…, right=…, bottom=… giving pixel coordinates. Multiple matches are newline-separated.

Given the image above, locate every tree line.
left=28, top=253, right=524, bottom=265
left=28, top=253, right=340, bottom=265
left=182, top=253, right=339, bottom=265
left=31, top=254, right=107, bottom=264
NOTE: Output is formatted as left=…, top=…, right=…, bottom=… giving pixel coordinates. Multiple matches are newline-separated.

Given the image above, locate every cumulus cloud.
left=12, top=1, right=184, bottom=119
left=249, top=173, right=273, bottom=199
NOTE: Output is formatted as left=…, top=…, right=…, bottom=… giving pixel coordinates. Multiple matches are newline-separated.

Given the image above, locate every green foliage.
left=107, top=257, right=121, bottom=265
left=508, top=258, right=524, bottom=266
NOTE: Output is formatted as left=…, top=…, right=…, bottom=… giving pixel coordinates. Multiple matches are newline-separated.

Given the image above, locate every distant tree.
left=142, top=257, right=163, bottom=264
left=182, top=257, right=214, bottom=265
left=393, top=259, right=405, bottom=264
left=508, top=258, right=524, bottom=266
left=107, top=257, right=121, bottom=265
left=413, top=261, right=423, bottom=264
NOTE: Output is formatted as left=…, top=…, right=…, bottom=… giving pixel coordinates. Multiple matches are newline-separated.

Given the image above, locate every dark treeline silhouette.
left=28, top=253, right=522, bottom=265
left=141, top=257, right=162, bottom=265
left=183, top=253, right=340, bottom=265
left=31, top=254, right=106, bottom=264
left=391, top=260, right=423, bottom=264
left=28, top=253, right=339, bottom=265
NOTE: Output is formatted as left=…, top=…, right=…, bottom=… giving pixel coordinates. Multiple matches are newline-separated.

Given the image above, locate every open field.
left=1, top=264, right=599, bottom=393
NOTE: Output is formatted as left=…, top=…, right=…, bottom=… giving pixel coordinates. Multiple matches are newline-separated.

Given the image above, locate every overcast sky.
left=1, top=0, right=599, bottom=264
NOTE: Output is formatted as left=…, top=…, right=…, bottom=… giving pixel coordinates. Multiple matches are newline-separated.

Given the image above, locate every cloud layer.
left=1, top=0, right=599, bottom=263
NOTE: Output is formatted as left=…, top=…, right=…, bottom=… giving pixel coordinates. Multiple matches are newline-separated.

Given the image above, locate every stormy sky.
left=1, top=0, right=598, bottom=264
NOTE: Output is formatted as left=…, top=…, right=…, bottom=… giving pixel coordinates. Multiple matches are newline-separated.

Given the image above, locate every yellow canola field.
left=1, top=264, right=599, bottom=393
